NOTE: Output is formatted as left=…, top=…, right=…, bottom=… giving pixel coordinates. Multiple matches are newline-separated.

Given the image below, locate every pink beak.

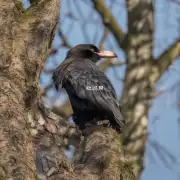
left=96, top=50, right=117, bottom=58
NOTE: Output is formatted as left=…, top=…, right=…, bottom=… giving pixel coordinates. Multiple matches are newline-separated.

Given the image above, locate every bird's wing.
left=52, top=58, right=73, bottom=90
left=66, top=59, right=124, bottom=127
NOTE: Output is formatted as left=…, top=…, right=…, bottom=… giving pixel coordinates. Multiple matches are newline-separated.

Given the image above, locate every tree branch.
left=73, top=127, right=134, bottom=180
left=99, top=28, right=109, bottom=50
left=155, top=39, right=180, bottom=76
left=99, top=58, right=126, bottom=72
left=91, top=0, right=127, bottom=50
left=58, top=27, right=72, bottom=49
left=35, top=110, right=135, bottom=180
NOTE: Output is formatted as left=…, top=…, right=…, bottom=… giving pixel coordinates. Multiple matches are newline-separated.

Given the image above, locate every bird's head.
left=66, top=44, right=117, bottom=63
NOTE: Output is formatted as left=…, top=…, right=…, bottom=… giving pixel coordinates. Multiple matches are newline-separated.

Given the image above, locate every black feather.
left=52, top=44, right=124, bottom=132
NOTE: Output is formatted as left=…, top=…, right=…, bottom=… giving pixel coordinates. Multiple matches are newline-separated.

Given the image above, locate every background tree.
left=0, top=0, right=179, bottom=180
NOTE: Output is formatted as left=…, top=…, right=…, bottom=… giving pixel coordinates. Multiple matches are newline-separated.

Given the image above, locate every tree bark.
left=0, top=0, right=59, bottom=179
left=120, top=1, right=154, bottom=178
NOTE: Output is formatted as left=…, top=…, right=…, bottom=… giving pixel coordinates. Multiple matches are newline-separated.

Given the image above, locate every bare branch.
left=58, top=27, right=72, bottom=49
left=155, top=39, right=180, bottom=76
left=91, top=0, right=126, bottom=50
left=149, top=139, right=178, bottom=170
left=151, top=88, right=166, bottom=99
left=32, top=97, right=80, bottom=179
left=99, top=28, right=109, bottom=50
left=73, top=127, right=135, bottom=180
left=36, top=121, right=134, bottom=179
left=99, top=58, right=126, bottom=72
left=33, top=96, right=134, bottom=180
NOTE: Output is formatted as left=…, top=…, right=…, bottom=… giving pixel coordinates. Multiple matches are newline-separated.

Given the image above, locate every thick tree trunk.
left=121, top=0, right=154, bottom=178
left=0, top=1, right=59, bottom=179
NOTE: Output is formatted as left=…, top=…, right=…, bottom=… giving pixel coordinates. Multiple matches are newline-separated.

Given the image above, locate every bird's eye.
left=90, top=45, right=99, bottom=53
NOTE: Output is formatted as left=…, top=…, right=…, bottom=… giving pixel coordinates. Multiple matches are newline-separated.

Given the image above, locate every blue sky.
left=22, top=1, right=180, bottom=179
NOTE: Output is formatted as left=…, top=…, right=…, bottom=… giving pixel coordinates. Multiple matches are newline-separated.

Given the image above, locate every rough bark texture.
left=93, top=0, right=180, bottom=179
left=0, top=0, right=179, bottom=180
left=0, top=0, right=59, bottom=179
left=121, top=0, right=154, bottom=177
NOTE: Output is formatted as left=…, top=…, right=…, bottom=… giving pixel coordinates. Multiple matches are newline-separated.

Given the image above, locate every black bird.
left=52, top=44, right=124, bottom=132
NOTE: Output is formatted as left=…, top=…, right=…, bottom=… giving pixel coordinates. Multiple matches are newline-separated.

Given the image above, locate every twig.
left=58, top=27, right=72, bottom=49
left=91, top=0, right=126, bottom=50
left=99, top=28, right=109, bottom=50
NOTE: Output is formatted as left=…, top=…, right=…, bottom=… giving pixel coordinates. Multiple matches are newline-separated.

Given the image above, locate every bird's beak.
left=96, top=50, right=117, bottom=58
